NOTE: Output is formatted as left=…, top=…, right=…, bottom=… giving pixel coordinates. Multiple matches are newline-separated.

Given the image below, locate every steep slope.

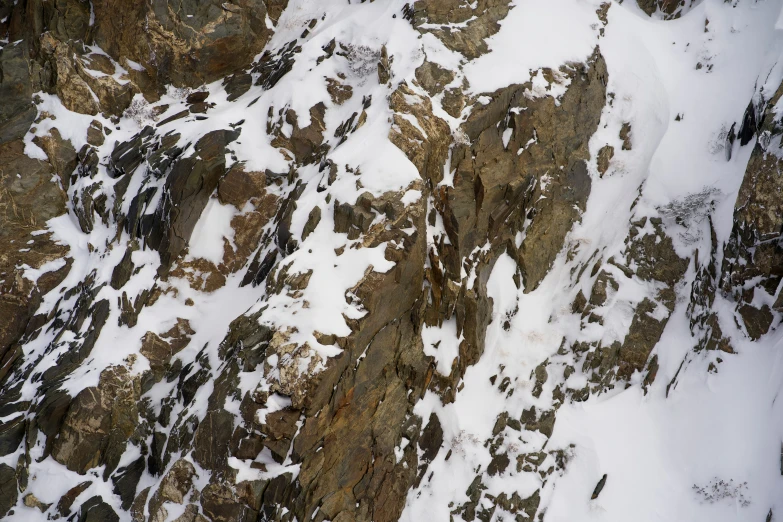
left=0, top=0, right=782, bottom=521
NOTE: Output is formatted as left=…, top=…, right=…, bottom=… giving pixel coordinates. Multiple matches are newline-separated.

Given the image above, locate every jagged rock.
left=5, top=2, right=776, bottom=520
left=217, top=166, right=267, bottom=208
left=419, top=413, right=444, bottom=463
left=39, top=34, right=99, bottom=115
left=0, top=139, right=70, bottom=360
left=620, top=122, right=633, bottom=150
left=201, top=482, right=256, bottom=522
left=23, top=493, right=49, bottom=512
left=389, top=83, right=451, bottom=184
left=723, top=142, right=783, bottom=297
left=113, top=458, right=146, bottom=510
left=589, top=271, right=618, bottom=308
left=415, top=60, right=455, bottom=96
left=148, top=129, right=239, bottom=268
left=51, top=365, right=141, bottom=475
left=147, top=458, right=197, bottom=520
left=87, top=120, right=106, bottom=147
left=140, top=319, right=194, bottom=384
left=78, top=495, right=120, bottom=522
left=442, top=50, right=607, bottom=293
left=130, top=487, right=151, bottom=522
left=33, top=128, right=77, bottom=187
left=487, top=452, right=510, bottom=476
left=224, top=73, right=252, bottom=102
left=0, top=414, right=25, bottom=456
left=738, top=304, right=774, bottom=341
left=110, top=246, right=136, bottom=289
left=269, top=103, right=328, bottom=164
left=0, top=41, right=37, bottom=144
left=0, top=464, right=17, bottom=517
left=597, top=144, right=614, bottom=176
left=326, top=77, right=353, bottom=105
left=414, top=0, right=513, bottom=58
left=627, top=218, right=688, bottom=287
left=90, top=0, right=281, bottom=89
left=442, top=87, right=467, bottom=118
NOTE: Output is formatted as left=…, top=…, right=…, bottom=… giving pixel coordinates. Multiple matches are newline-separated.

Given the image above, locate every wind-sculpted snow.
left=1, top=0, right=783, bottom=521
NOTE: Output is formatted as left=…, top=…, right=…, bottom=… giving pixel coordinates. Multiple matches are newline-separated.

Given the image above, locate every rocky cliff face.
left=2, top=0, right=783, bottom=521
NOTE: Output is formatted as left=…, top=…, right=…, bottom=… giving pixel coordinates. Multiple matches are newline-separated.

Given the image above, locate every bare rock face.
left=720, top=81, right=783, bottom=341
left=146, top=129, right=240, bottom=269
left=51, top=365, right=142, bottom=476
left=91, top=0, right=278, bottom=90
left=6, top=0, right=765, bottom=520
left=413, top=0, right=512, bottom=59
left=0, top=139, right=70, bottom=374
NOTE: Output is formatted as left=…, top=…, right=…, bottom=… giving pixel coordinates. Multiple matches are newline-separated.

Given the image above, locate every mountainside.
left=2, top=0, right=783, bottom=520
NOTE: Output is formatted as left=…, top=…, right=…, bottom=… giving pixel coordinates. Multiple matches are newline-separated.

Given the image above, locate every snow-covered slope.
left=1, top=0, right=783, bottom=521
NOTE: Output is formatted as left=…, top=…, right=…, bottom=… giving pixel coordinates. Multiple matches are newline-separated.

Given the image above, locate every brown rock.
left=415, top=60, right=455, bottom=96
left=414, top=0, right=513, bottom=59
left=738, top=304, right=774, bottom=341
left=90, top=0, right=279, bottom=89
left=620, top=122, right=632, bottom=150
left=217, top=167, right=267, bottom=209
left=147, top=459, right=197, bottom=521
left=597, top=144, right=614, bottom=176
left=51, top=365, right=140, bottom=475
left=326, top=78, right=353, bottom=105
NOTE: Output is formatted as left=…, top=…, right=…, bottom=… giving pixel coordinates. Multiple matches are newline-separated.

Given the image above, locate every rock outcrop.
left=2, top=1, right=782, bottom=521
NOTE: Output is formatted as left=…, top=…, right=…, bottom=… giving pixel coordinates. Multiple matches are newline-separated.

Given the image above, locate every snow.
left=9, top=0, right=783, bottom=519
left=404, top=0, right=783, bottom=520
left=464, top=0, right=602, bottom=94
left=187, top=198, right=236, bottom=265
left=547, top=328, right=783, bottom=522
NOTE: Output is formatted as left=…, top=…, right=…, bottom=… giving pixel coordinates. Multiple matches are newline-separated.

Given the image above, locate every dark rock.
left=738, top=304, right=773, bottom=341
left=189, top=101, right=210, bottom=113
left=148, top=129, right=239, bottom=268
left=78, top=495, right=120, bottom=522
left=112, top=457, right=145, bottom=510
left=51, top=365, right=140, bottom=475
left=91, top=0, right=279, bottom=89
left=110, top=247, right=136, bottom=290
left=739, top=101, right=758, bottom=146
left=186, top=91, right=210, bottom=104
left=201, top=482, right=257, bottom=522
left=636, top=0, right=696, bottom=19
left=87, top=120, right=106, bottom=147
left=0, top=415, right=25, bottom=456
left=0, top=41, right=35, bottom=144
left=591, top=474, right=607, bottom=499
left=56, top=481, right=92, bottom=517
left=224, top=73, right=252, bottom=101
left=0, top=463, right=17, bottom=517
left=301, top=206, right=322, bottom=241
left=487, top=453, right=510, bottom=476
left=419, top=413, right=443, bottom=462
left=158, top=110, right=190, bottom=127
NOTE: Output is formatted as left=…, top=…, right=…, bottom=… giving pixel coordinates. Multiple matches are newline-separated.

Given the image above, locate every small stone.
left=23, top=493, right=49, bottom=512
left=186, top=91, right=210, bottom=104
left=591, top=474, right=608, bottom=499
